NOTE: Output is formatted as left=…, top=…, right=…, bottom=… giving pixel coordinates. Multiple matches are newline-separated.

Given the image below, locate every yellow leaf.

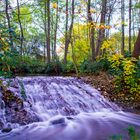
left=89, top=9, right=96, bottom=13
left=52, top=3, right=58, bottom=9
left=105, top=25, right=111, bottom=29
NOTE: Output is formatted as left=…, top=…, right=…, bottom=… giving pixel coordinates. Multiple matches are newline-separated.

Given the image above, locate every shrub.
left=0, top=50, right=20, bottom=77
left=80, top=58, right=110, bottom=74
left=108, top=54, right=140, bottom=97
left=40, top=58, right=64, bottom=75
left=61, top=61, right=75, bottom=73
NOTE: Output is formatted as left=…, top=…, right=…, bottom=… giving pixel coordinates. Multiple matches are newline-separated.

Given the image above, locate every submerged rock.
left=1, top=127, right=12, bottom=133
left=66, top=116, right=74, bottom=120
left=50, top=117, right=65, bottom=125
left=1, top=124, right=12, bottom=133
left=0, top=119, right=4, bottom=130
left=0, top=101, right=5, bottom=109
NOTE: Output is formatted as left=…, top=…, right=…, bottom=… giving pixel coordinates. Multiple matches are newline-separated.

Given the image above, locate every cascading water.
left=0, top=76, right=140, bottom=140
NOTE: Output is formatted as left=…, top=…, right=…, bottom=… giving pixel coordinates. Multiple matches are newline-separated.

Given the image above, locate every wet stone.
left=0, top=101, right=5, bottom=109
left=50, top=118, right=65, bottom=125
left=0, top=119, right=4, bottom=130
left=1, top=124, right=12, bottom=133
left=66, top=116, right=74, bottom=120
left=1, top=127, right=12, bottom=133
left=9, top=82, right=19, bottom=89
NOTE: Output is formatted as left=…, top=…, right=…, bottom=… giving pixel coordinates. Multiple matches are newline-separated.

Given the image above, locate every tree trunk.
left=106, top=0, right=116, bottom=38
left=53, top=0, right=59, bottom=58
left=68, top=0, right=75, bottom=45
left=64, top=0, right=75, bottom=64
left=132, top=8, right=136, bottom=43
left=44, top=41, right=46, bottom=63
left=64, top=0, right=69, bottom=64
left=87, top=0, right=96, bottom=61
left=47, top=0, right=51, bottom=63
left=5, top=0, right=13, bottom=49
left=121, top=0, right=125, bottom=55
left=132, top=29, right=140, bottom=59
left=44, top=1, right=47, bottom=62
left=51, top=13, right=54, bottom=58
left=96, top=0, right=107, bottom=57
left=129, top=0, right=132, bottom=53
left=17, top=0, right=24, bottom=56
left=71, top=40, right=79, bottom=76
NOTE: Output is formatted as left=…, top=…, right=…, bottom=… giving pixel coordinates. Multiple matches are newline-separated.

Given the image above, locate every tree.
left=132, top=29, right=140, bottom=59
left=129, top=0, right=132, bottom=53
left=121, top=0, right=125, bottom=55
left=96, top=0, right=107, bottom=57
left=64, top=0, right=69, bottom=64
left=67, top=24, right=90, bottom=64
left=106, top=0, right=117, bottom=38
left=44, top=0, right=51, bottom=63
left=64, top=0, right=75, bottom=64
left=87, top=0, right=96, bottom=61
left=16, top=0, right=24, bottom=56
left=5, top=0, right=13, bottom=49
left=47, top=0, right=51, bottom=63
left=53, top=0, right=59, bottom=58
left=68, top=0, right=75, bottom=47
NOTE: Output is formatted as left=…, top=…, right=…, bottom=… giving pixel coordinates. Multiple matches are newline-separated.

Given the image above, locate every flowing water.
left=0, top=76, right=140, bottom=140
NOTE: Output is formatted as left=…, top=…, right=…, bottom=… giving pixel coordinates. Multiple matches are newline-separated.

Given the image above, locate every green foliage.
left=0, top=23, right=19, bottom=77
left=80, top=58, right=110, bottom=74
left=110, top=135, right=122, bottom=140
left=19, top=57, right=46, bottom=74
left=66, top=24, right=90, bottom=64
left=13, top=56, right=64, bottom=75
left=127, top=126, right=140, bottom=140
left=61, top=61, right=75, bottom=73
left=109, top=126, right=140, bottom=140
left=13, top=6, right=32, bottom=24
left=1, top=51, right=45, bottom=76
left=135, top=2, right=140, bottom=8
left=43, top=59, right=63, bottom=74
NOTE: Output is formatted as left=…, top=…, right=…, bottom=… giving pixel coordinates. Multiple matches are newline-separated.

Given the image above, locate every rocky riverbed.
left=0, top=78, right=39, bottom=131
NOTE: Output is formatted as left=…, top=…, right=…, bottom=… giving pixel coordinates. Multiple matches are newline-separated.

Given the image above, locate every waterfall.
left=0, top=77, right=140, bottom=140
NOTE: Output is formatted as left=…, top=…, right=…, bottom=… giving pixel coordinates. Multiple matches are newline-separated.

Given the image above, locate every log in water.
left=0, top=77, right=140, bottom=140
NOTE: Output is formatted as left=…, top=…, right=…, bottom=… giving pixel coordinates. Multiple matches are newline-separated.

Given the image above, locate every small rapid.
left=22, top=77, right=120, bottom=120
left=0, top=77, right=140, bottom=140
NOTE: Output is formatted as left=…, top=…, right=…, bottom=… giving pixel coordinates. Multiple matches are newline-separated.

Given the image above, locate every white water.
left=0, top=77, right=140, bottom=140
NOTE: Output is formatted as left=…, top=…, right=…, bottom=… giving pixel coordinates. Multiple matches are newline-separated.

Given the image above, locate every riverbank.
left=79, top=72, right=140, bottom=114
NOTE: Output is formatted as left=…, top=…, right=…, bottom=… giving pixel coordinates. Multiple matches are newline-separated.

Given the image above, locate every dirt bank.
left=79, top=72, right=140, bottom=114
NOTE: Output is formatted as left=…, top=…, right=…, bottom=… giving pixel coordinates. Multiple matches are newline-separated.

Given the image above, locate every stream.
left=0, top=76, right=140, bottom=140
